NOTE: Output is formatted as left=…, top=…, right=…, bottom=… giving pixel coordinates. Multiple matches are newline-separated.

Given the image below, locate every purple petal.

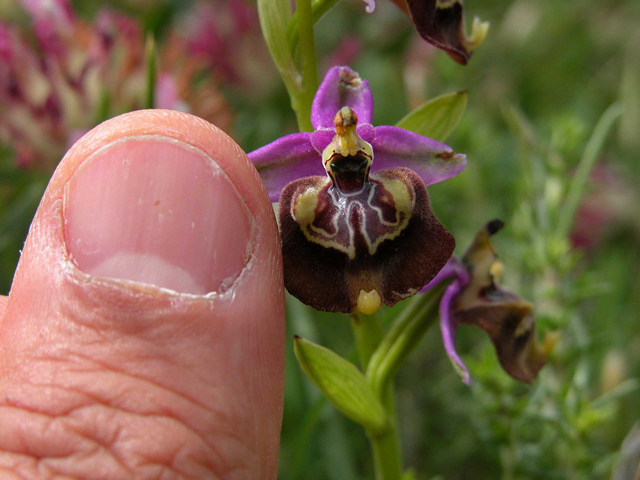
left=310, top=128, right=335, bottom=154
left=311, top=66, right=373, bottom=130
left=440, top=279, right=471, bottom=385
left=248, top=133, right=324, bottom=201
left=420, top=255, right=468, bottom=292
left=372, top=126, right=466, bottom=186
left=361, top=0, right=375, bottom=13
left=357, top=123, right=375, bottom=144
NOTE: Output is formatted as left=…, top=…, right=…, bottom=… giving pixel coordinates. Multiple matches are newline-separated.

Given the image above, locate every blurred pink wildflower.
left=174, top=0, right=278, bottom=99
left=571, top=164, right=640, bottom=250
left=0, top=0, right=232, bottom=169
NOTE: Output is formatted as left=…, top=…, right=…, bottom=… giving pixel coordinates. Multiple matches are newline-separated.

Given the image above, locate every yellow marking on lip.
left=489, top=261, right=504, bottom=281
left=292, top=181, right=357, bottom=259
left=292, top=187, right=318, bottom=226
left=365, top=177, right=413, bottom=255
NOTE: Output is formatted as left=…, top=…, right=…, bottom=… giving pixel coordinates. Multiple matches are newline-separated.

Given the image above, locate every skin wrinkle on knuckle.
left=0, top=453, right=42, bottom=480
left=0, top=466, right=31, bottom=480
left=0, top=405, right=133, bottom=479
left=1, top=400, right=244, bottom=480
left=3, top=355, right=258, bottom=479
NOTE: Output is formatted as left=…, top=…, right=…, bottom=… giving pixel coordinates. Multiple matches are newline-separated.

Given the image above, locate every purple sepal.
left=440, top=279, right=471, bottom=385
left=248, top=133, right=323, bottom=202
left=311, top=66, right=374, bottom=130
left=371, top=126, right=466, bottom=186
left=420, top=255, right=472, bottom=385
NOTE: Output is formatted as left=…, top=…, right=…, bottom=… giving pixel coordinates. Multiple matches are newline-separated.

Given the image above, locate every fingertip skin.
left=1, top=110, right=285, bottom=479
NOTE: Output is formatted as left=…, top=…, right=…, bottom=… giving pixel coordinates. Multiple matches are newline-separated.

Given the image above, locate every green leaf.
left=556, top=102, right=622, bottom=237
left=395, top=91, right=468, bottom=142
left=293, top=336, right=388, bottom=434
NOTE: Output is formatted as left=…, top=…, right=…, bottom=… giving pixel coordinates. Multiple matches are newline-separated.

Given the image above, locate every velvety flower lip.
left=422, top=220, right=553, bottom=384
left=249, top=66, right=465, bottom=314
left=250, top=65, right=466, bottom=202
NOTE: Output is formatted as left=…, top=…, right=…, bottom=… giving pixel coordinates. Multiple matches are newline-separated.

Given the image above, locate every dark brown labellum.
left=279, top=167, right=455, bottom=313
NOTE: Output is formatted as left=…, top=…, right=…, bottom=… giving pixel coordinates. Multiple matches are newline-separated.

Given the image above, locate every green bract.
left=294, top=336, right=388, bottom=434
left=396, top=91, right=468, bottom=142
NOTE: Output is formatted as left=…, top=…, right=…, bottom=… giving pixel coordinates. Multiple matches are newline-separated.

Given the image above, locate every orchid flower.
left=422, top=220, right=554, bottom=384
left=249, top=66, right=466, bottom=314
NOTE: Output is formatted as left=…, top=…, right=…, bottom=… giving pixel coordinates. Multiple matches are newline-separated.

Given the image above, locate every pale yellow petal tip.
left=489, top=260, right=504, bottom=281
left=468, top=16, right=490, bottom=50
left=356, top=289, right=382, bottom=315
left=541, top=330, right=561, bottom=356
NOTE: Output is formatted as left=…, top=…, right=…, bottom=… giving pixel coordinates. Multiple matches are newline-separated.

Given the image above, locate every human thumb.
left=0, top=110, right=285, bottom=479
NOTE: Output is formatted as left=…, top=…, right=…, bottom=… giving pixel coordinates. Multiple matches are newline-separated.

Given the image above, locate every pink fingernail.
left=63, top=136, right=254, bottom=295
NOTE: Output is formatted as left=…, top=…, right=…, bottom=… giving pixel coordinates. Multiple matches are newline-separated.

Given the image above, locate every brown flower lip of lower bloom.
left=453, top=220, right=554, bottom=383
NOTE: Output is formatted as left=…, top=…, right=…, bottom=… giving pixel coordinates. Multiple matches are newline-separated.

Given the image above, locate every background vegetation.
left=1, top=0, right=639, bottom=478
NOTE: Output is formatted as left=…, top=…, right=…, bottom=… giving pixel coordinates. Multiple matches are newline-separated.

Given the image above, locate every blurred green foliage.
left=1, top=0, right=639, bottom=478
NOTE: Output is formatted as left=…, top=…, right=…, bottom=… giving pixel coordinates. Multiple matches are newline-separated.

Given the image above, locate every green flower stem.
left=351, top=283, right=451, bottom=479
left=367, top=281, right=450, bottom=399
left=293, top=0, right=318, bottom=132
left=368, top=411, right=403, bottom=480
left=362, top=283, right=451, bottom=479
left=257, top=0, right=313, bottom=131
left=287, top=0, right=343, bottom=58
left=351, top=314, right=402, bottom=480
left=351, top=312, right=384, bottom=370
left=556, top=103, right=622, bottom=238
